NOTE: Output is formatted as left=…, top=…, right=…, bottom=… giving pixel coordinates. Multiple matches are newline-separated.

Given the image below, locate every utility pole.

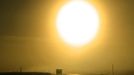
left=112, top=64, right=114, bottom=75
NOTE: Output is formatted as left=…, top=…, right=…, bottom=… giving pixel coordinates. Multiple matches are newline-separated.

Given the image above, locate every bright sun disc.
left=56, top=1, right=99, bottom=47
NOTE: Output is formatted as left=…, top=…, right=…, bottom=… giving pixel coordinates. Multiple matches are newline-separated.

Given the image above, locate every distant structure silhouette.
left=20, top=67, right=22, bottom=72
left=56, top=69, right=62, bottom=75
left=0, top=72, right=51, bottom=75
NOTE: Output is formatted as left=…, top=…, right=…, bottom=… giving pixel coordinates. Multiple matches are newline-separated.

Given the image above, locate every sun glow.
left=56, top=1, right=99, bottom=47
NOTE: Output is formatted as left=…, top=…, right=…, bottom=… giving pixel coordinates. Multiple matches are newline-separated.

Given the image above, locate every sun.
left=56, top=0, right=99, bottom=47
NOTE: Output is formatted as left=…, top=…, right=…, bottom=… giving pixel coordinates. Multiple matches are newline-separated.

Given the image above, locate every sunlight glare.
left=56, top=0, right=99, bottom=47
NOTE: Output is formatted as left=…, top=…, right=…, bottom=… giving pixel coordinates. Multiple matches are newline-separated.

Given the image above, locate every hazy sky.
left=0, top=0, right=134, bottom=74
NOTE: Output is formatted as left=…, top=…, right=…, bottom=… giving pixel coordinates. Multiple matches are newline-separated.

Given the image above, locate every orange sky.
left=0, top=0, right=133, bottom=74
